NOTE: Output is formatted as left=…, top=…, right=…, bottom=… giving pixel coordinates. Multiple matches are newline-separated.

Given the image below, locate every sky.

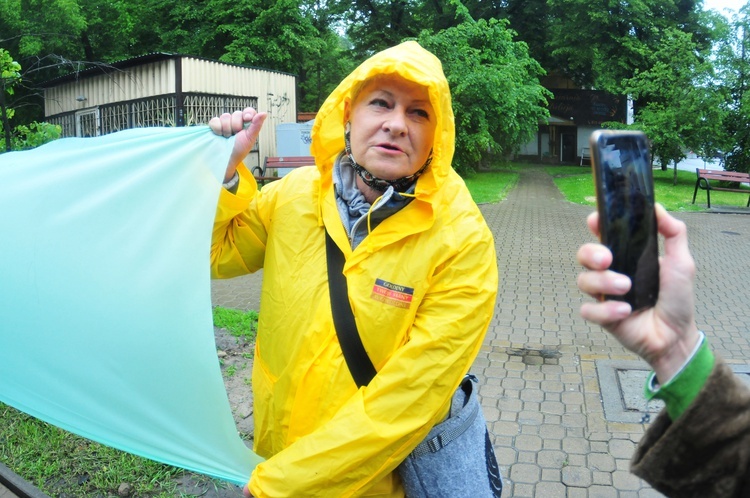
left=702, top=0, right=743, bottom=17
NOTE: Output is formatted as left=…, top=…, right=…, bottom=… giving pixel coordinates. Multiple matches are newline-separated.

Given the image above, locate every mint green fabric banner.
left=0, top=126, right=263, bottom=485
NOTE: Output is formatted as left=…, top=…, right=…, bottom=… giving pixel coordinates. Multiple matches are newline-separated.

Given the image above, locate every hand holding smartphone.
left=589, top=130, right=659, bottom=311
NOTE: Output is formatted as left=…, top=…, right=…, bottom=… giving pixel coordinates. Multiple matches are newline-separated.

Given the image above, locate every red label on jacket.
left=371, top=279, right=414, bottom=309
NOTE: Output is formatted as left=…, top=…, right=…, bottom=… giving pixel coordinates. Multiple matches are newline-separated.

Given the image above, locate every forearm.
left=633, top=355, right=750, bottom=497
left=647, top=323, right=702, bottom=385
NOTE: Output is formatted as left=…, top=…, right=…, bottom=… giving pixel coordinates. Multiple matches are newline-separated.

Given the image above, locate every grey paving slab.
left=0, top=484, right=17, bottom=498
left=211, top=165, right=750, bottom=497
left=0, top=484, right=18, bottom=498
left=595, top=360, right=663, bottom=424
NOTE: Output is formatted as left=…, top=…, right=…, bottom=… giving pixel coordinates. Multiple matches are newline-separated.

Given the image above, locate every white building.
left=42, top=53, right=298, bottom=169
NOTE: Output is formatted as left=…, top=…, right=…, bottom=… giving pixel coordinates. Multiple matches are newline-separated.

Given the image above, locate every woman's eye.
left=412, top=109, right=430, bottom=119
left=370, top=98, right=390, bottom=108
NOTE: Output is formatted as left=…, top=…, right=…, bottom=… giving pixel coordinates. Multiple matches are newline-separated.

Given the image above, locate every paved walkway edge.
left=0, top=463, right=50, bottom=498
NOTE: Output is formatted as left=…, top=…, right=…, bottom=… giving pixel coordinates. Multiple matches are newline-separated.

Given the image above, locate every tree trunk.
left=81, top=31, right=95, bottom=61
left=0, top=88, right=12, bottom=152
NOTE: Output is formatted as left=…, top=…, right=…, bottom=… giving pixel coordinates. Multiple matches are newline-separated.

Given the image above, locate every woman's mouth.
left=376, top=143, right=403, bottom=153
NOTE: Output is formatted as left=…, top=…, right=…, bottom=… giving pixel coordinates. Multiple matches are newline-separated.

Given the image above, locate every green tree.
left=1, top=0, right=87, bottom=60
left=623, top=28, right=724, bottom=184
left=418, top=15, right=551, bottom=174
left=344, top=0, right=421, bottom=58
left=715, top=3, right=750, bottom=174
left=0, top=49, right=22, bottom=151
left=499, top=0, right=553, bottom=71
left=1, top=0, right=353, bottom=118
left=0, top=49, right=60, bottom=151
left=546, top=0, right=712, bottom=93
left=296, top=32, right=356, bottom=111
left=215, top=0, right=355, bottom=112
left=219, top=0, right=319, bottom=71
left=296, top=0, right=357, bottom=110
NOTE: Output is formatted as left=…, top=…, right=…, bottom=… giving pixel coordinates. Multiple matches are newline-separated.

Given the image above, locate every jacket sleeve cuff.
left=218, top=163, right=257, bottom=208
left=644, top=332, right=715, bottom=420
left=222, top=171, right=240, bottom=194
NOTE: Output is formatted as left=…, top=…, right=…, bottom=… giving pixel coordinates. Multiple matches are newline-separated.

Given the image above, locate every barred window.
left=132, top=97, right=176, bottom=128
left=183, top=95, right=259, bottom=126
left=47, top=93, right=260, bottom=142
left=47, top=113, right=76, bottom=138
left=76, top=110, right=99, bottom=137
left=224, top=97, right=258, bottom=115
left=183, top=95, right=225, bottom=126
left=100, top=103, right=130, bottom=135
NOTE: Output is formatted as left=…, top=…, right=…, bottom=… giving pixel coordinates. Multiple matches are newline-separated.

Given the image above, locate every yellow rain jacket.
left=211, top=41, right=498, bottom=497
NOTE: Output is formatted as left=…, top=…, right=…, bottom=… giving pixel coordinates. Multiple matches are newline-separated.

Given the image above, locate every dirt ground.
left=169, top=327, right=257, bottom=498
left=213, top=326, right=255, bottom=438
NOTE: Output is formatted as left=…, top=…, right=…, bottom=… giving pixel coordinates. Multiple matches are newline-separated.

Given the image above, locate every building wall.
left=516, top=88, right=626, bottom=164
left=44, top=60, right=177, bottom=117
left=577, top=125, right=598, bottom=156
left=181, top=57, right=298, bottom=162
left=44, top=56, right=299, bottom=162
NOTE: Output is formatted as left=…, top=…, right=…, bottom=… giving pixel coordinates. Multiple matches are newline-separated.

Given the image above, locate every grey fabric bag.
left=326, top=231, right=502, bottom=497
left=397, top=375, right=503, bottom=498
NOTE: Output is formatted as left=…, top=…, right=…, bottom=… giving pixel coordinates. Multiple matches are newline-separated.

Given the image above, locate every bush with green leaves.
left=418, top=15, right=551, bottom=175
left=1, top=48, right=61, bottom=152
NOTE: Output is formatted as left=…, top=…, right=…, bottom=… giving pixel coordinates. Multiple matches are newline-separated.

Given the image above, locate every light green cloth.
left=0, top=126, right=262, bottom=485
left=644, top=334, right=715, bottom=420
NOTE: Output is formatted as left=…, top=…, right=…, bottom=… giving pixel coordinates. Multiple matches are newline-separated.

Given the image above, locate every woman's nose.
left=383, top=109, right=407, bottom=135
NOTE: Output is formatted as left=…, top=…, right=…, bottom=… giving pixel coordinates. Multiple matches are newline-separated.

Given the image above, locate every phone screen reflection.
left=595, top=133, right=659, bottom=310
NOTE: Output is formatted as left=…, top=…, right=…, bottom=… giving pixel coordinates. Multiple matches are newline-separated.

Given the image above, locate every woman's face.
left=345, top=74, right=436, bottom=181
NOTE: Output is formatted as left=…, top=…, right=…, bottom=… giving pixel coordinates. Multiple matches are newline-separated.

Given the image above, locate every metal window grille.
left=132, top=96, right=177, bottom=128
left=224, top=97, right=259, bottom=115
left=47, top=113, right=76, bottom=138
left=183, top=95, right=225, bottom=126
left=184, top=95, right=259, bottom=150
left=47, top=93, right=260, bottom=143
left=100, top=103, right=130, bottom=135
left=183, top=95, right=259, bottom=125
left=76, top=110, right=99, bottom=137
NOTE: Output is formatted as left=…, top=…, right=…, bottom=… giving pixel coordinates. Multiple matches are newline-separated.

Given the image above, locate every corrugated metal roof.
left=42, top=53, right=297, bottom=87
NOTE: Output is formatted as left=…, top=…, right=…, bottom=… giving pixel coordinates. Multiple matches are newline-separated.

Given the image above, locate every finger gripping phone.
left=590, top=130, right=659, bottom=310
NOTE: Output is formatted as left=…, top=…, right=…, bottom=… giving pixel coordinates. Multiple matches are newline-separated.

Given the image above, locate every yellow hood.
left=311, top=41, right=455, bottom=199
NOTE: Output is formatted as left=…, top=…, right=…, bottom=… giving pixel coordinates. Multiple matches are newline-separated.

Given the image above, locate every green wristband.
left=644, top=333, right=715, bottom=420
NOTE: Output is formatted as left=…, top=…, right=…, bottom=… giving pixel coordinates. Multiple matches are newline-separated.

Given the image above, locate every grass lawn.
left=548, top=165, right=750, bottom=212
left=0, top=405, right=187, bottom=497
left=463, top=167, right=520, bottom=204
left=462, top=162, right=749, bottom=212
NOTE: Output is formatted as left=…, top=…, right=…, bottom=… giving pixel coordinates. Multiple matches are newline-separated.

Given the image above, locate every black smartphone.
left=589, top=130, right=659, bottom=310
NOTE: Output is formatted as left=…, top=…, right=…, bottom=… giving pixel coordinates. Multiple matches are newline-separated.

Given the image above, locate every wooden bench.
left=692, top=168, right=750, bottom=208
left=253, top=156, right=315, bottom=185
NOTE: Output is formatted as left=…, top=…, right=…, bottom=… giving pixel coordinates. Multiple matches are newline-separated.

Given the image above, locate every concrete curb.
left=0, top=462, right=50, bottom=498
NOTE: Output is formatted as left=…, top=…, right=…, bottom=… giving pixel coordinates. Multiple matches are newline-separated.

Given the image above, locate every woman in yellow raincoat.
left=210, top=41, right=498, bottom=497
